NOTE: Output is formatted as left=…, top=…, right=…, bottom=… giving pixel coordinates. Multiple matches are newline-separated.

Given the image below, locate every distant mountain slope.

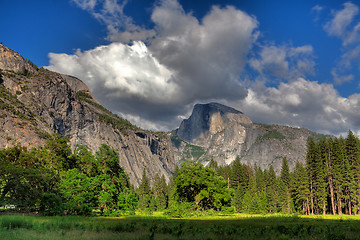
left=173, top=103, right=326, bottom=173
left=0, top=44, right=175, bottom=186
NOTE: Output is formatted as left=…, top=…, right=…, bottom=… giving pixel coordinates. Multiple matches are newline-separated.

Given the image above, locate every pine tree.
left=208, top=158, right=218, bottom=171
left=265, top=165, right=278, bottom=213
left=292, top=161, right=310, bottom=214
left=324, top=138, right=336, bottom=215
left=314, top=140, right=328, bottom=215
left=138, top=168, right=152, bottom=211
left=242, top=174, right=256, bottom=213
left=232, top=185, right=244, bottom=212
left=306, top=137, right=317, bottom=214
left=332, top=137, right=346, bottom=215
left=230, top=157, right=242, bottom=188
left=346, top=130, right=360, bottom=214
left=255, top=166, right=265, bottom=194
left=280, top=157, right=290, bottom=188
left=278, top=157, right=292, bottom=213
left=153, top=174, right=168, bottom=210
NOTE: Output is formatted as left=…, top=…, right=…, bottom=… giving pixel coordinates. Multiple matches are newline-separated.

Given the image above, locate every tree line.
left=1, top=131, right=360, bottom=216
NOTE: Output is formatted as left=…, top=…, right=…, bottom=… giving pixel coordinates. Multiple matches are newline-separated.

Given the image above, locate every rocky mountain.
left=0, top=44, right=326, bottom=183
left=172, top=103, right=325, bottom=173
left=0, top=44, right=175, bottom=186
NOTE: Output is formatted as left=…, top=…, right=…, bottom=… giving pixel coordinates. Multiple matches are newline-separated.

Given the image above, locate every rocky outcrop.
left=0, top=44, right=37, bottom=75
left=0, top=44, right=175, bottom=186
left=177, top=103, right=252, bottom=149
left=174, top=103, right=323, bottom=173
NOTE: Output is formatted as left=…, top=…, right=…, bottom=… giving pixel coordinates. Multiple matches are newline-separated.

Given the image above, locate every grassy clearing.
left=1, top=214, right=360, bottom=240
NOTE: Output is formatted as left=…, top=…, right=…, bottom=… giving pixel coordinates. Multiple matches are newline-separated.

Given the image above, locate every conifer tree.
left=292, top=161, right=310, bottom=214
left=346, top=130, right=360, bottom=214
left=208, top=158, right=218, bottom=171
left=242, top=174, right=256, bottom=213
left=255, top=166, right=265, bottom=194
left=265, top=165, right=278, bottom=213
left=153, top=174, right=168, bottom=210
left=314, top=140, right=328, bottom=215
left=332, top=137, right=346, bottom=215
left=138, top=168, right=152, bottom=211
left=324, top=138, right=336, bottom=215
left=278, top=157, right=292, bottom=213
left=306, top=137, right=317, bottom=214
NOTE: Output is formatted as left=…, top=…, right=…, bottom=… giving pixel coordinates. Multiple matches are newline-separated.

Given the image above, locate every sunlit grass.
left=1, top=213, right=360, bottom=240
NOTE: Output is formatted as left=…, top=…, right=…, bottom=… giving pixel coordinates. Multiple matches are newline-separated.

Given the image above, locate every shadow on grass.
left=1, top=215, right=360, bottom=240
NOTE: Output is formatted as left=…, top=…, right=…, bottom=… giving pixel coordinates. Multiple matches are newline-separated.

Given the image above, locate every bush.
left=39, top=193, right=64, bottom=216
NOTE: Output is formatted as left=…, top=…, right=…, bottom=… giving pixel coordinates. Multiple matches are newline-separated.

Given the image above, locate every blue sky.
left=1, top=0, right=360, bottom=135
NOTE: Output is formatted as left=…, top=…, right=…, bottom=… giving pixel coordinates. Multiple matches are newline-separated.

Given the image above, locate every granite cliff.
left=0, top=44, right=175, bottom=186
left=0, top=44, right=325, bottom=181
left=173, top=103, right=324, bottom=173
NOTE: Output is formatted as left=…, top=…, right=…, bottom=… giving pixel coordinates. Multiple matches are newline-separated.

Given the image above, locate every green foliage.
left=2, top=127, right=360, bottom=217
left=173, top=161, right=232, bottom=210
left=39, top=192, right=63, bottom=216
left=262, top=129, right=285, bottom=140
left=76, top=90, right=92, bottom=101
left=61, top=144, right=135, bottom=216
left=0, top=84, right=35, bottom=121
left=0, top=137, right=136, bottom=216
left=304, top=132, right=360, bottom=215
left=75, top=91, right=138, bottom=132
left=34, top=129, right=52, bottom=140
left=0, top=145, right=59, bottom=212
left=184, top=144, right=205, bottom=160
left=97, top=113, right=137, bottom=133
left=26, top=58, right=38, bottom=70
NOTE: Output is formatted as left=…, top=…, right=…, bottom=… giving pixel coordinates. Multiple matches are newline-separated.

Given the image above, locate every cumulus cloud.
left=249, top=44, right=315, bottom=80
left=48, top=42, right=176, bottom=102
left=235, top=78, right=360, bottom=136
left=150, top=3, right=258, bottom=101
left=48, top=0, right=258, bottom=130
left=47, top=0, right=360, bottom=136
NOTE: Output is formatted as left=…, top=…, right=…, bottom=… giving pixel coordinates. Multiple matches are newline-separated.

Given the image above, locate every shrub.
left=39, top=192, right=64, bottom=216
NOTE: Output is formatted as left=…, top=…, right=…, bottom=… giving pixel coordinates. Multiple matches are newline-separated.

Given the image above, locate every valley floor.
left=1, top=213, right=360, bottom=240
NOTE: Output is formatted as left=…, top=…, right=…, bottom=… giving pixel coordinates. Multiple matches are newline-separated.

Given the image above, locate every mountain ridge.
left=173, top=102, right=325, bottom=173
left=0, top=44, right=326, bottom=183
left=0, top=44, right=175, bottom=186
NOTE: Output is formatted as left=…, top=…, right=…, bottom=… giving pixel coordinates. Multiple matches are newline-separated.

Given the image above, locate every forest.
left=1, top=131, right=360, bottom=216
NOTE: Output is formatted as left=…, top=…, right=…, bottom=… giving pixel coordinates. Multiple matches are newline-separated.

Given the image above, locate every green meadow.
left=1, top=213, right=360, bottom=240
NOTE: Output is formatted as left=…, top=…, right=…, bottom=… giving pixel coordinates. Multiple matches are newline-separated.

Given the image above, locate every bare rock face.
left=0, top=44, right=175, bottom=186
left=176, top=103, right=252, bottom=165
left=174, top=103, right=323, bottom=173
left=178, top=103, right=252, bottom=147
left=0, top=44, right=37, bottom=75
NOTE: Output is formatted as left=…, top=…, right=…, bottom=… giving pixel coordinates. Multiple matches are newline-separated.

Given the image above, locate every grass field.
left=1, top=213, right=360, bottom=240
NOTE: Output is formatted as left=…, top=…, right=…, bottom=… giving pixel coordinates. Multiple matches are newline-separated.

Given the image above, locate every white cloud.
left=71, top=0, right=156, bottom=43
left=249, top=44, right=315, bottom=80
left=235, top=78, right=360, bottom=135
left=150, top=2, right=258, bottom=101
left=331, top=69, right=354, bottom=85
left=71, top=0, right=97, bottom=11
left=49, top=0, right=360, bottom=137
left=324, top=2, right=359, bottom=45
left=48, top=41, right=178, bottom=102
left=323, top=2, right=360, bottom=85
left=48, top=1, right=258, bottom=130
